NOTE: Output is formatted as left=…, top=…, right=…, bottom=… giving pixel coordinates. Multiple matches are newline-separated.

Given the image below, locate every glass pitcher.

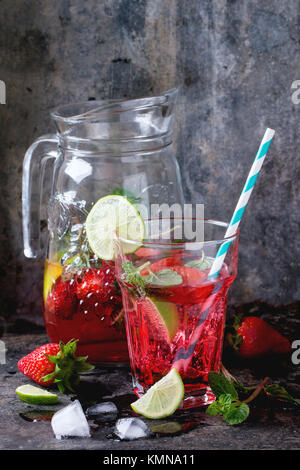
left=22, top=89, right=184, bottom=364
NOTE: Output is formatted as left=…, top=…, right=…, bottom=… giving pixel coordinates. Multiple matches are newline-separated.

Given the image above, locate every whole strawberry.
left=76, top=265, right=117, bottom=304
left=46, top=278, right=77, bottom=319
left=17, top=339, right=94, bottom=393
left=18, top=343, right=60, bottom=386
left=229, top=316, right=291, bottom=358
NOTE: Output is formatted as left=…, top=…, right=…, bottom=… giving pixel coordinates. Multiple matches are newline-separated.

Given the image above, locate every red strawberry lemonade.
left=118, top=260, right=236, bottom=405
left=43, top=260, right=129, bottom=364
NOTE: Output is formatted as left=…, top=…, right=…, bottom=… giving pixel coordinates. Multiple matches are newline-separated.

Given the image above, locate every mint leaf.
left=208, top=372, right=238, bottom=400
left=206, top=394, right=249, bottom=425
left=265, top=385, right=300, bottom=406
left=185, top=250, right=213, bottom=271
left=122, top=261, right=183, bottom=288
left=145, top=269, right=183, bottom=287
left=223, top=402, right=249, bottom=425
left=122, top=261, right=147, bottom=288
left=218, top=394, right=233, bottom=413
left=111, top=187, right=142, bottom=205
left=206, top=401, right=220, bottom=416
left=220, top=364, right=248, bottom=393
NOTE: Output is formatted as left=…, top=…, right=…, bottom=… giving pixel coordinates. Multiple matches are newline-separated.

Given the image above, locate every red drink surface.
left=43, top=260, right=129, bottom=364
left=120, top=265, right=235, bottom=396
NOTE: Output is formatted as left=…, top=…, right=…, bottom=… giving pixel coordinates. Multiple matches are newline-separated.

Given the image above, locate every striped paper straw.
left=173, top=128, right=275, bottom=373
left=209, top=127, right=275, bottom=278
left=173, top=278, right=225, bottom=373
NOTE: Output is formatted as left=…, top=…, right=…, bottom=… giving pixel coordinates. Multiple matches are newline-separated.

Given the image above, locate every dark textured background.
left=0, top=0, right=299, bottom=325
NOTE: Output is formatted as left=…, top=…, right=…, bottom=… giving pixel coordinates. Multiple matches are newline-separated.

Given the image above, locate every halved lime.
left=141, top=297, right=179, bottom=342
left=131, top=368, right=184, bottom=419
left=16, top=385, right=58, bottom=405
left=85, top=195, right=145, bottom=260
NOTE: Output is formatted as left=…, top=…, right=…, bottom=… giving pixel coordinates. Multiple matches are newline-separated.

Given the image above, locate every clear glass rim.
left=118, top=218, right=239, bottom=249
left=50, top=88, right=178, bottom=124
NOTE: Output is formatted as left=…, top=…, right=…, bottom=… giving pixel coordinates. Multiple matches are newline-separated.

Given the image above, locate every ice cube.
left=51, top=400, right=91, bottom=440
left=47, top=195, right=71, bottom=240
left=114, top=418, right=152, bottom=440
left=86, top=402, right=118, bottom=422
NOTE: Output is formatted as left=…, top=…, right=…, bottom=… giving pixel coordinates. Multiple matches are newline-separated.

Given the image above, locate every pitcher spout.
left=50, top=89, right=179, bottom=154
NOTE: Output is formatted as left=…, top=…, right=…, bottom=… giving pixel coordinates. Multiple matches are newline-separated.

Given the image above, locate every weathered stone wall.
left=0, top=0, right=299, bottom=323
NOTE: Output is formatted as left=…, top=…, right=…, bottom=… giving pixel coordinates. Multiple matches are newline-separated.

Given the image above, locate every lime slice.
left=131, top=368, right=184, bottom=419
left=16, top=385, right=58, bottom=405
left=141, top=297, right=179, bottom=342
left=85, top=195, right=145, bottom=260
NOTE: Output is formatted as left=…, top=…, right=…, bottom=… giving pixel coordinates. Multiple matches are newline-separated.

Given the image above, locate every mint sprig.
left=122, top=260, right=148, bottom=288
left=122, top=260, right=183, bottom=289
left=207, top=367, right=300, bottom=425
left=207, top=372, right=249, bottom=425
left=206, top=392, right=249, bottom=425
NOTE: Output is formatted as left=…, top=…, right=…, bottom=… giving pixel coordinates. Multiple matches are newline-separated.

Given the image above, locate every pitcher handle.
left=22, top=134, right=59, bottom=258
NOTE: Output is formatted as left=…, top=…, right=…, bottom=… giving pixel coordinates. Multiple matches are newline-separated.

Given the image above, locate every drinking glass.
left=115, top=218, right=239, bottom=407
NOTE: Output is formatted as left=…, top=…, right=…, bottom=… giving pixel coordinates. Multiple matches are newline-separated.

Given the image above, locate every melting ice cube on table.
left=51, top=400, right=91, bottom=439
left=114, top=418, right=152, bottom=441
left=86, top=402, right=118, bottom=422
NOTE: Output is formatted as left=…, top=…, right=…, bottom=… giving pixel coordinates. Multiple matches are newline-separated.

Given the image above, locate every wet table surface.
left=1, top=329, right=300, bottom=451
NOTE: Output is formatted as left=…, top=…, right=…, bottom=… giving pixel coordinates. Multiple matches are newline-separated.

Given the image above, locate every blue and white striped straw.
left=209, top=127, right=275, bottom=278
left=173, top=128, right=275, bottom=373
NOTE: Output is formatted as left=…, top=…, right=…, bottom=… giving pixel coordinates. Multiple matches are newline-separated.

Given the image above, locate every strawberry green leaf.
left=75, top=355, right=89, bottom=362
left=41, top=370, right=58, bottom=382
left=42, top=339, right=94, bottom=393
left=226, top=332, right=243, bottom=352
left=233, top=314, right=244, bottom=330
left=44, top=354, right=60, bottom=364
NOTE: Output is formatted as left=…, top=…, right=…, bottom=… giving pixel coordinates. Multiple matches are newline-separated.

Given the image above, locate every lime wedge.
left=43, top=261, right=63, bottom=302
left=16, top=385, right=58, bottom=405
left=85, top=195, right=145, bottom=260
left=141, top=297, right=179, bottom=342
left=131, top=368, right=184, bottom=419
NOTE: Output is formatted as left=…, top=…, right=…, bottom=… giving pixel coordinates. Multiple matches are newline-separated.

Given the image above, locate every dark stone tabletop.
left=1, top=301, right=300, bottom=451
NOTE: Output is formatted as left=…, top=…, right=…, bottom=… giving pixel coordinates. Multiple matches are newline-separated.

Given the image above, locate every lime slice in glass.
left=16, top=385, right=58, bottom=405
left=131, top=368, right=184, bottom=419
left=85, top=195, right=145, bottom=260
left=141, top=297, right=179, bottom=343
